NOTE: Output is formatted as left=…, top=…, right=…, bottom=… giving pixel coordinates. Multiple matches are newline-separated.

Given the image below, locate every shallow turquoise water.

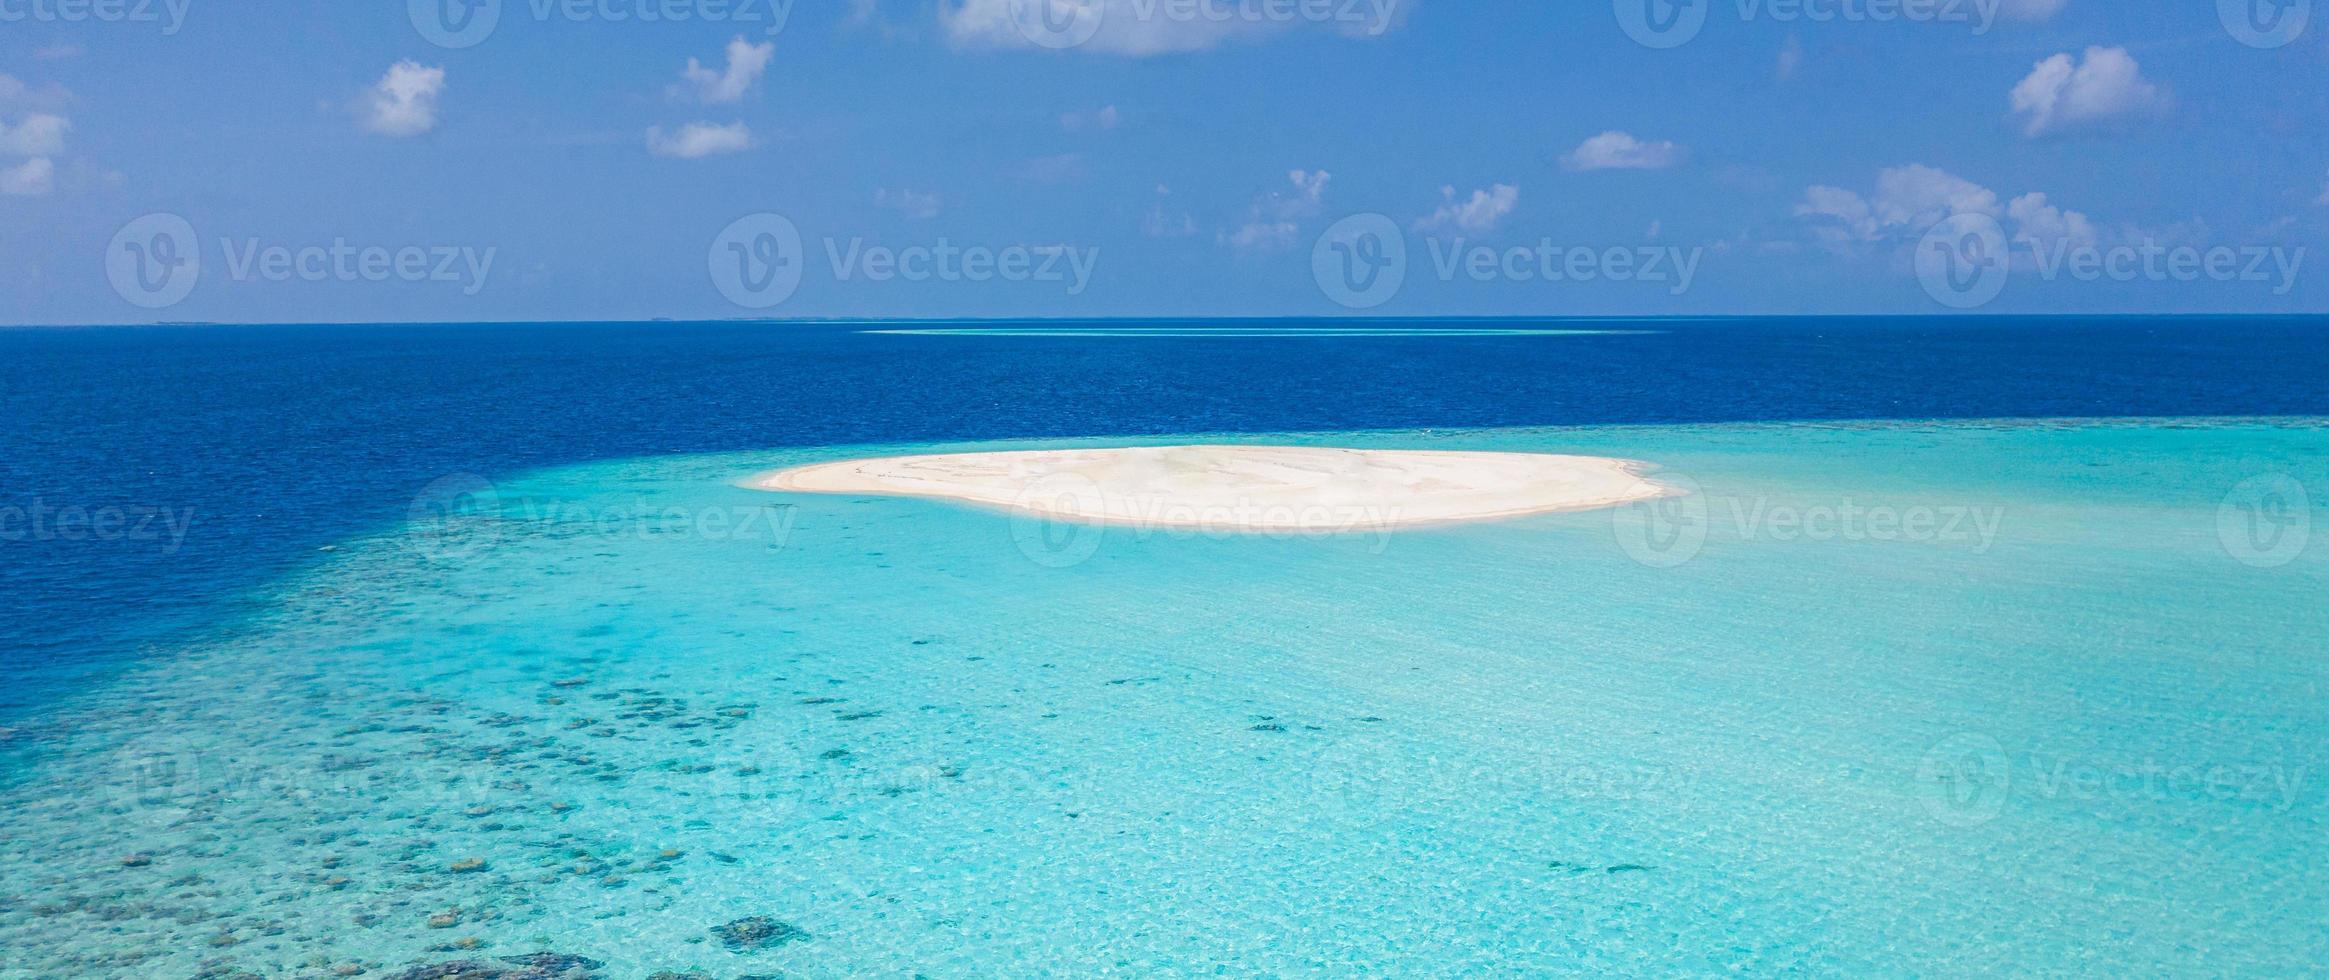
left=3, top=420, right=2324, bottom=977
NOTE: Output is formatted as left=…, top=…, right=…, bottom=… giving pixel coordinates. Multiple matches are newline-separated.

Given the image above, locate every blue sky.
left=3, top=0, right=2326, bottom=322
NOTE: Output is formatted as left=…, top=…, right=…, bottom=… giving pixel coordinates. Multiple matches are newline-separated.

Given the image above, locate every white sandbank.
left=749, top=445, right=1677, bottom=533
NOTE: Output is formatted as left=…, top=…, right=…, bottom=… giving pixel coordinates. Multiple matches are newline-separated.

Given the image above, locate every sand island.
left=750, top=445, right=1677, bottom=533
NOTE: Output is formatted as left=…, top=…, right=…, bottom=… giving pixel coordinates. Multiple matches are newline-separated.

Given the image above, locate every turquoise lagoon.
left=2, top=419, right=2324, bottom=977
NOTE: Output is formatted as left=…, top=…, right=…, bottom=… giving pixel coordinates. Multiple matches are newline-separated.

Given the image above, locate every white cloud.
left=679, top=36, right=775, bottom=104
left=1143, top=184, right=1197, bottom=238
left=939, top=0, right=1402, bottom=57
left=1415, top=184, right=1519, bottom=236
left=0, top=73, right=70, bottom=111
left=2006, top=192, right=2098, bottom=248
left=0, top=156, right=53, bottom=196
left=1796, top=164, right=2155, bottom=261
left=2009, top=47, right=2165, bottom=138
left=0, top=113, right=68, bottom=157
left=1563, top=131, right=1684, bottom=171
left=1996, top=0, right=2069, bottom=21
left=364, top=61, right=444, bottom=138
left=1061, top=105, right=1121, bottom=131
left=647, top=121, right=753, bottom=158
left=1223, top=169, right=1330, bottom=252
left=875, top=188, right=941, bottom=218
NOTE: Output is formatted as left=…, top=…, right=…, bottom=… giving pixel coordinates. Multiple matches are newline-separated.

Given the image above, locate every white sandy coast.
left=750, top=445, right=1677, bottom=533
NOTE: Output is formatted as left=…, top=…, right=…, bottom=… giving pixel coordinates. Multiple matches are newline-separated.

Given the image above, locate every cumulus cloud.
left=0, top=73, right=70, bottom=111
left=0, top=156, right=52, bottom=196
left=647, top=121, right=753, bottom=158
left=1415, top=184, right=1519, bottom=236
left=0, top=112, right=67, bottom=157
left=1562, top=131, right=1683, bottom=171
left=1794, top=163, right=2159, bottom=264
left=875, top=188, right=941, bottom=218
left=1223, top=169, right=1330, bottom=252
left=2009, top=47, right=2165, bottom=138
left=1796, top=164, right=2002, bottom=247
left=364, top=61, right=445, bottom=137
left=939, top=0, right=1403, bottom=57
left=679, top=36, right=775, bottom=104
left=0, top=75, right=69, bottom=196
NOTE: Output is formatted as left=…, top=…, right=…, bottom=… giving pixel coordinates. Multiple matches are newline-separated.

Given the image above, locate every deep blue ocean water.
left=6, top=317, right=2328, bottom=713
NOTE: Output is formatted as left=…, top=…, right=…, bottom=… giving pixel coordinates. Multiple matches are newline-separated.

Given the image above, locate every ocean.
left=1, top=318, right=2324, bottom=975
